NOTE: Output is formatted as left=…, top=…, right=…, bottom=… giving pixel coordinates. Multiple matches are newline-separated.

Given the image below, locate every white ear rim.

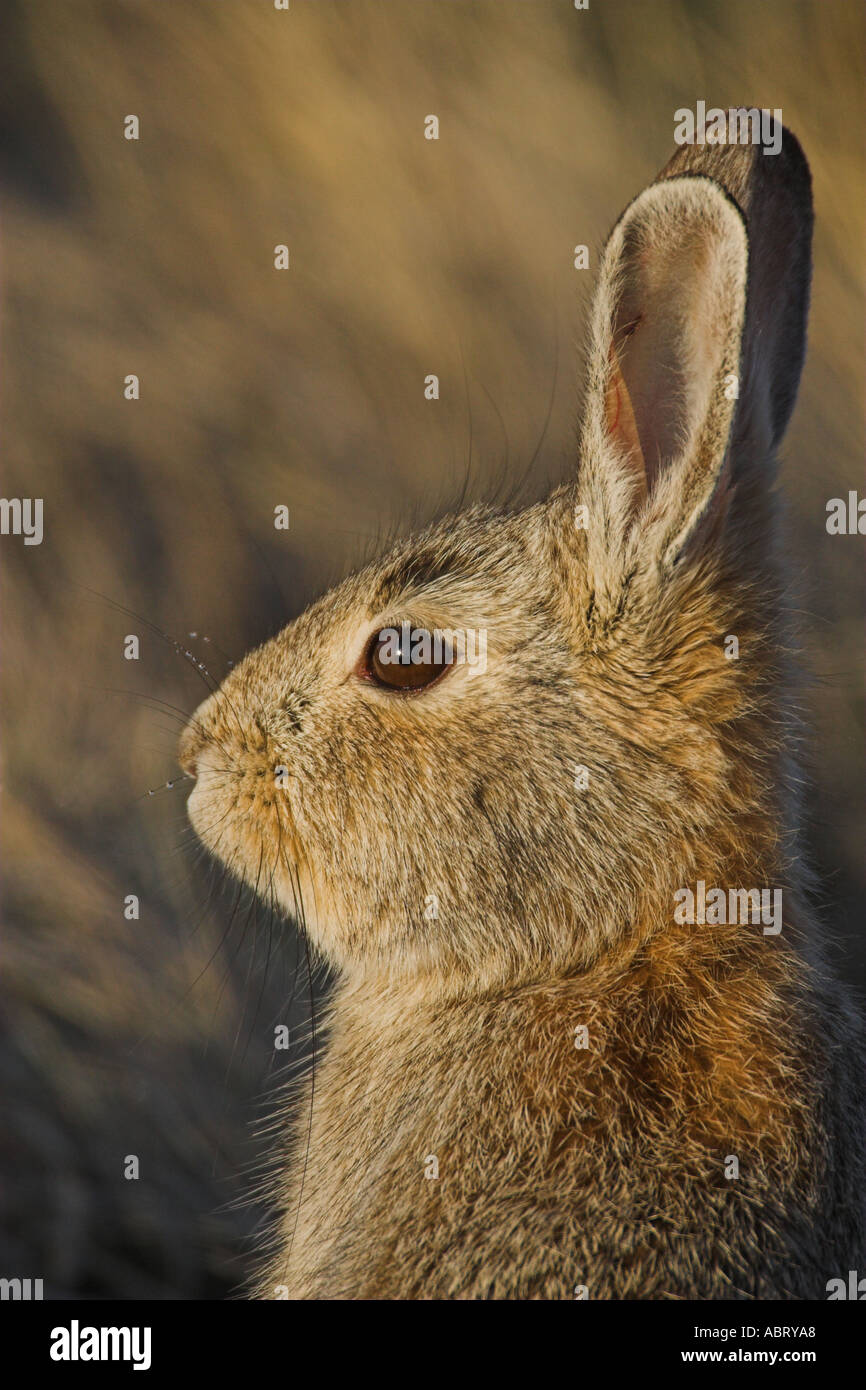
left=579, top=175, right=750, bottom=576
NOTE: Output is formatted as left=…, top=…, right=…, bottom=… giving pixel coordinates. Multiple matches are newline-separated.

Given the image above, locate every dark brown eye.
left=360, top=624, right=453, bottom=693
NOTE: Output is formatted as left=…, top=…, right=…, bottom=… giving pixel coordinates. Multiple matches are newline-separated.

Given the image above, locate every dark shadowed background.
left=1, top=0, right=863, bottom=1299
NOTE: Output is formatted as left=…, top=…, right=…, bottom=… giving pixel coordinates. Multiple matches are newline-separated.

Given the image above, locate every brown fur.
left=180, top=126, right=866, bottom=1299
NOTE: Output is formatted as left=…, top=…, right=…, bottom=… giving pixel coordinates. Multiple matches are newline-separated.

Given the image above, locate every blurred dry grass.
left=1, top=0, right=863, bottom=1297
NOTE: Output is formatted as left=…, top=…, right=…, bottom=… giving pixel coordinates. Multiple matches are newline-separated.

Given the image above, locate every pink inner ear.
left=605, top=341, right=649, bottom=510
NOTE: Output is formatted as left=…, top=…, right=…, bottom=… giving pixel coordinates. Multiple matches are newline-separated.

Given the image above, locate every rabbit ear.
left=574, top=125, right=812, bottom=582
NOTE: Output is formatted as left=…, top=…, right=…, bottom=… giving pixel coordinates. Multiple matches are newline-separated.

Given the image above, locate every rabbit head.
left=180, top=125, right=813, bottom=989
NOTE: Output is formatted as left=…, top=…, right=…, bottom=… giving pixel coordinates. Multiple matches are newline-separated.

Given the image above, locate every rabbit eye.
left=360, top=625, right=453, bottom=693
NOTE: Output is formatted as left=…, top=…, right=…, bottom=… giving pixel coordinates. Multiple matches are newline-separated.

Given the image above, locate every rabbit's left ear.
left=575, top=174, right=749, bottom=581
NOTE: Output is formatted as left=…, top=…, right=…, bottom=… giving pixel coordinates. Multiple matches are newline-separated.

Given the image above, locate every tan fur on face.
left=181, top=127, right=866, bottom=1299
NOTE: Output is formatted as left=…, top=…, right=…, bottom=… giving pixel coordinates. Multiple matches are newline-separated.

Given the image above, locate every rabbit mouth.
left=184, top=749, right=327, bottom=930
left=187, top=753, right=284, bottom=866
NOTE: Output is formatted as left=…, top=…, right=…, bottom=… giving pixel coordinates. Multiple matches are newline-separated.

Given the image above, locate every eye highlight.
left=359, top=623, right=454, bottom=693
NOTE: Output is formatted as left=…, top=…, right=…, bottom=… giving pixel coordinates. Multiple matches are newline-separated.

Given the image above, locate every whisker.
left=186, top=631, right=236, bottom=671
left=80, top=586, right=251, bottom=751
left=222, top=843, right=269, bottom=1083
left=521, top=310, right=560, bottom=489
left=272, top=839, right=320, bottom=1294
left=78, top=586, right=223, bottom=691
left=100, top=686, right=237, bottom=768
left=143, top=772, right=194, bottom=799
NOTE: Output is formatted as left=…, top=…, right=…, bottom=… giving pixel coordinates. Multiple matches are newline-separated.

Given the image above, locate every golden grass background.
left=1, top=0, right=863, bottom=1296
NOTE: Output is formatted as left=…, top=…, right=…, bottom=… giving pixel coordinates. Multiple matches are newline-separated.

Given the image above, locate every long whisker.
left=100, top=686, right=237, bottom=768
left=241, top=805, right=287, bottom=1065
left=455, top=340, right=475, bottom=515
left=79, top=587, right=223, bottom=690
left=80, top=586, right=251, bottom=749
left=140, top=773, right=194, bottom=801
left=273, top=844, right=320, bottom=1294
left=222, top=842, right=269, bottom=1082
left=186, top=631, right=236, bottom=671
left=520, top=310, right=560, bottom=492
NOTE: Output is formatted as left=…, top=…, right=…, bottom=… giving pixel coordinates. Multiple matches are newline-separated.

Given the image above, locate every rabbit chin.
left=184, top=756, right=338, bottom=952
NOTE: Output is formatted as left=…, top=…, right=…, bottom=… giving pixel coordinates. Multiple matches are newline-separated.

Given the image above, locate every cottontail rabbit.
left=179, top=123, right=866, bottom=1299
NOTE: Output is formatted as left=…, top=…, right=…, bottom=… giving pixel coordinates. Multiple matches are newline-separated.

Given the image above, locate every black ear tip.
left=774, top=121, right=809, bottom=173
left=659, top=112, right=813, bottom=228
left=768, top=122, right=813, bottom=218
